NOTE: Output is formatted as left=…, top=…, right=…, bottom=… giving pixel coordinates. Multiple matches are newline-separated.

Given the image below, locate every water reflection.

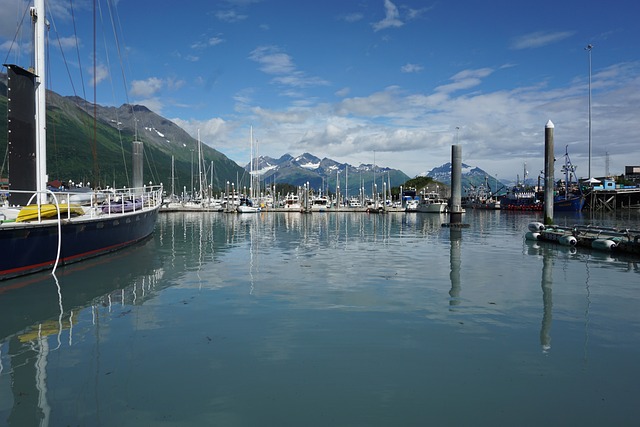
left=0, top=238, right=164, bottom=427
left=524, top=236, right=640, bottom=358
left=540, top=244, right=553, bottom=353
left=449, top=228, right=462, bottom=307
left=2, top=211, right=640, bottom=426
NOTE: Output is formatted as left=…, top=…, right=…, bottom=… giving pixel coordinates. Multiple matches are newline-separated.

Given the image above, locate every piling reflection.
left=540, top=244, right=553, bottom=353
left=525, top=235, right=640, bottom=356
left=449, top=228, right=462, bottom=307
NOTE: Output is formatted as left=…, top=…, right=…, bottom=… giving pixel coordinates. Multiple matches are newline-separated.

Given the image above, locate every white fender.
left=591, top=239, right=617, bottom=251
left=525, top=231, right=540, bottom=241
left=559, top=235, right=577, bottom=246
left=528, top=222, right=545, bottom=232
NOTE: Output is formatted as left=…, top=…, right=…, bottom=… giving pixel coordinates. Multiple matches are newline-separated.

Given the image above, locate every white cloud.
left=435, top=68, right=494, bottom=94
left=0, top=39, right=23, bottom=52
left=401, top=63, right=423, bottom=73
left=215, top=10, right=248, bottom=22
left=249, top=45, right=329, bottom=89
left=135, top=97, right=165, bottom=114
left=129, top=77, right=185, bottom=98
left=339, top=13, right=363, bottom=23
left=249, top=46, right=296, bottom=74
left=170, top=116, right=246, bottom=159
left=511, top=31, right=575, bottom=49
left=335, top=87, right=351, bottom=97
left=372, top=0, right=404, bottom=32
left=405, top=6, right=432, bottom=20
left=130, top=77, right=164, bottom=97
left=188, top=60, right=640, bottom=179
left=191, top=36, right=225, bottom=50
left=91, top=63, right=109, bottom=86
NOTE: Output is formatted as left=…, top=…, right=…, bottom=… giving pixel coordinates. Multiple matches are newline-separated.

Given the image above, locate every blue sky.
left=2, top=0, right=640, bottom=182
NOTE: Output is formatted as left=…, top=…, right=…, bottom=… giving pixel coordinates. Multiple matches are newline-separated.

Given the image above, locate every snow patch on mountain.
left=300, top=162, right=320, bottom=170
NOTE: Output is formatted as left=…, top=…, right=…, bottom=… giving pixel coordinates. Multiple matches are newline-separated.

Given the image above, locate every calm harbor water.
left=1, top=209, right=640, bottom=426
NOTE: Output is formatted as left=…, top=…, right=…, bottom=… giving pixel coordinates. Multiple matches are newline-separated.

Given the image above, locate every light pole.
left=585, top=44, right=593, bottom=179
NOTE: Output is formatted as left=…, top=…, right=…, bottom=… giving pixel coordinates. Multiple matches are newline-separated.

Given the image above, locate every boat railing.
left=2, top=185, right=163, bottom=220
left=1, top=188, right=80, bottom=223
left=98, top=185, right=163, bottom=216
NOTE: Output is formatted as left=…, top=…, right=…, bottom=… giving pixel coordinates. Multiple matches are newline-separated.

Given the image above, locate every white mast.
left=171, top=155, right=175, bottom=196
left=197, top=129, right=203, bottom=199
left=249, top=126, right=254, bottom=198
left=255, top=135, right=260, bottom=200
left=33, top=0, right=47, bottom=203
left=345, top=166, right=348, bottom=202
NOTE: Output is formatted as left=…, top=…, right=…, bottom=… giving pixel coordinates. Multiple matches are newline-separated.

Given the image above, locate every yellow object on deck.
left=16, top=203, right=85, bottom=222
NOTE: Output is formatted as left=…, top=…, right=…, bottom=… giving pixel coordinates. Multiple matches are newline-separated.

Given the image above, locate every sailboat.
left=237, top=126, right=261, bottom=213
left=0, top=0, right=162, bottom=281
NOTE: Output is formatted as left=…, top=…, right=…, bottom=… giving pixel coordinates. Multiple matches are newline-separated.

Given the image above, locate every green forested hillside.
left=0, top=87, right=245, bottom=193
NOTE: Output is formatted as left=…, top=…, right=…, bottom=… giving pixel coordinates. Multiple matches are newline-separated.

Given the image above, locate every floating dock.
left=525, top=222, right=640, bottom=256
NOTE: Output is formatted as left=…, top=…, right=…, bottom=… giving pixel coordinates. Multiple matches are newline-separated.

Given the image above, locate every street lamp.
left=585, top=44, right=593, bottom=179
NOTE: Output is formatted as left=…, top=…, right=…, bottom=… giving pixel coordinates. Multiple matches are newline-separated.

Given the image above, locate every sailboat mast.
left=171, top=155, right=175, bottom=196
left=197, top=129, right=203, bottom=198
left=255, top=135, right=260, bottom=200
left=345, top=166, right=348, bottom=202
left=33, top=0, right=47, bottom=203
left=249, top=126, right=254, bottom=198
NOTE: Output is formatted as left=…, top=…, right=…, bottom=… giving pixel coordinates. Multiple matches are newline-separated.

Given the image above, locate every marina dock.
left=526, top=221, right=640, bottom=256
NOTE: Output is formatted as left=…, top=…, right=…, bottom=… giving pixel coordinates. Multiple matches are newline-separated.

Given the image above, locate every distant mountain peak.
left=423, top=162, right=507, bottom=194
left=244, top=153, right=411, bottom=194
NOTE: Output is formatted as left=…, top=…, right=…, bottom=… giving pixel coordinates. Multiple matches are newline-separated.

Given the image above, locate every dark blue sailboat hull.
left=0, top=208, right=159, bottom=281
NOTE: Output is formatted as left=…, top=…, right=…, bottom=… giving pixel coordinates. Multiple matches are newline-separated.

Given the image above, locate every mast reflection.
left=0, top=238, right=162, bottom=427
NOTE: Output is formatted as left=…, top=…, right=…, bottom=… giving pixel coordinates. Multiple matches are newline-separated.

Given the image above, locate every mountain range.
left=422, top=163, right=508, bottom=195
left=246, top=153, right=411, bottom=196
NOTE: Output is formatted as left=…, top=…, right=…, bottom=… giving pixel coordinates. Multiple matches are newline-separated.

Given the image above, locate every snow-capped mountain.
left=246, top=153, right=411, bottom=195
left=422, top=163, right=508, bottom=194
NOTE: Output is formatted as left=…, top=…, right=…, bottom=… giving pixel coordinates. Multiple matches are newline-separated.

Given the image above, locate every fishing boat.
left=401, top=188, right=418, bottom=212
left=309, top=195, right=331, bottom=212
left=347, top=198, right=362, bottom=209
left=415, top=192, right=448, bottom=213
left=553, top=146, right=585, bottom=212
left=282, top=193, right=302, bottom=210
left=0, top=0, right=162, bottom=281
left=500, top=187, right=543, bottom=211
left=468, top=176, right=502, bottom=210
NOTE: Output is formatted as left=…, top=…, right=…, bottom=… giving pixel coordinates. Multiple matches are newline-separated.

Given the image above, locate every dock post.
left=544, top=120, right=555, bottom=225
left=443, top=144, right=468, bottom=228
